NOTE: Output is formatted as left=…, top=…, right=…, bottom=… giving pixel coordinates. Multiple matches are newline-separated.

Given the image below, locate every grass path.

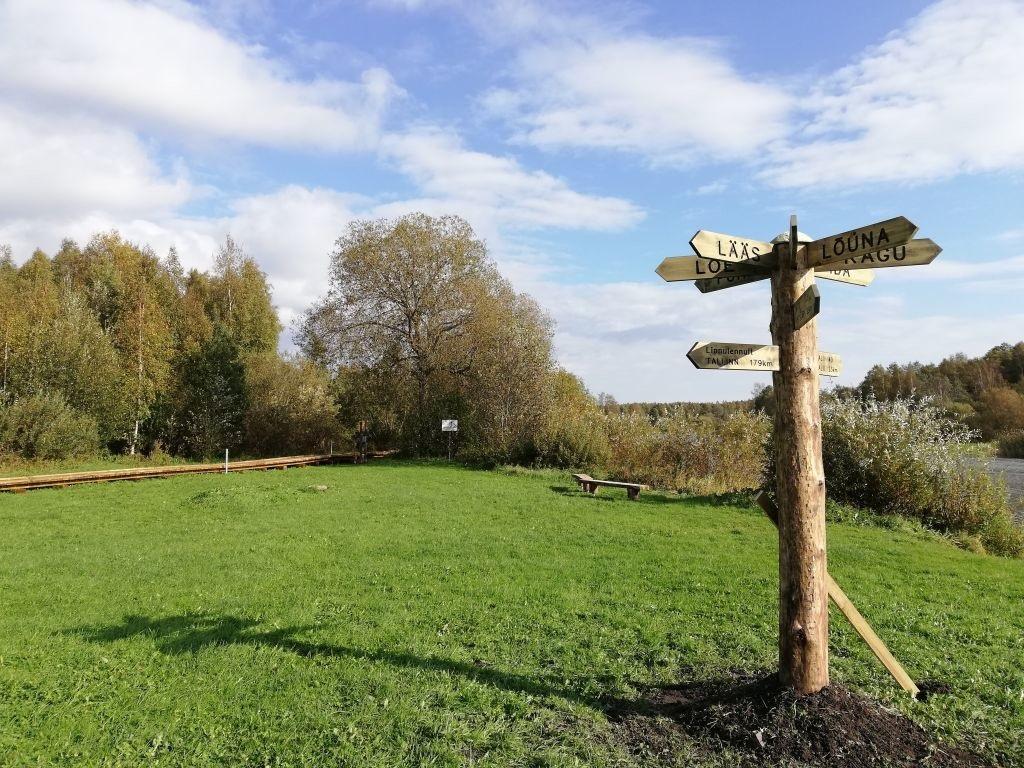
left=1, top=461, right=1021, bottom=766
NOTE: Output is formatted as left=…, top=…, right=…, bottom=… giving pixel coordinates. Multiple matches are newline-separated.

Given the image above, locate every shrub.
left=974, top=387, right=1024, bottom=440
left=531, top=370, right=610, bottom=470
left=820, top=395, right=1023, bottom=557
left=243, top=355, right=343, bottom=456
left=606, top=411, right=769, bottom=494
left=998, top=430, right=1024, bottom=458
left=0, top=392, right=99, bottom=460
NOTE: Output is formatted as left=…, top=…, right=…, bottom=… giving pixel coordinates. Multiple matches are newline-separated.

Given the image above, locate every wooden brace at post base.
left=755, top=491, right=920, bottom=697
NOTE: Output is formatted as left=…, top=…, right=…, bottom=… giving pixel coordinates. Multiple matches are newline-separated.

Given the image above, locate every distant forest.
left=610, top=342, right=1024, bottom=442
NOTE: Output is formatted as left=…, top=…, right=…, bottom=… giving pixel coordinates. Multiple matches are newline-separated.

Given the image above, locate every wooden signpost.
left=686, top=341, right=841, bottom=376
left=658, top=213, right=942, bottom=696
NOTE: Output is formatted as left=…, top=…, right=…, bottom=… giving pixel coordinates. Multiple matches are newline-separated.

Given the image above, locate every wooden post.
left=756, top=492, right=919, bottom=697
left=770, top=214, right=829, bottom=694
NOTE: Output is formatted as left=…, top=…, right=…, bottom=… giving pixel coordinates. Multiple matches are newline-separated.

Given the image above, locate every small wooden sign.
left=690, top=230, right=773, bottom=266
left=817, top=351, right=843, bottom=377
left=687, top=340, right=841, bottom=376
left=816, top=268, right=875, bottom=286
left=689, top=268, right=874, bottom=291
left=821, top=238, right=941, bottom=271
left=793, top=285, right=820, bottom=330
left=655, top=255, right=765, bottom=282
left=694, top=272, right=768, bottom=293
left=808, top=216, right=918, bottom=268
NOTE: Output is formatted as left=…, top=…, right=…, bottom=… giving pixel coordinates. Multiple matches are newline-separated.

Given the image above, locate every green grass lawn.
left=1, top=461, right=1022, bottom=766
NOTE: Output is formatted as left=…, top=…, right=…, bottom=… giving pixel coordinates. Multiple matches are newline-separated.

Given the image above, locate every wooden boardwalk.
left=0, top=451, right=394, bottom=493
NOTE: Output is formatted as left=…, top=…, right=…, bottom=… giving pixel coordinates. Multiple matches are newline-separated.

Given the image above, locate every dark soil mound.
left=609, top=673, right=989, bottom=767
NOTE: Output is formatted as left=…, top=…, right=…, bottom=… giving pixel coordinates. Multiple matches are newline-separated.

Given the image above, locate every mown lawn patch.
left=1, top=461, right=1021, bottom=766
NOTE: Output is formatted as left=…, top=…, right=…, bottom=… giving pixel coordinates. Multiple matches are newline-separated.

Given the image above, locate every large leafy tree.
left=300, top=213, right=556, bottom=458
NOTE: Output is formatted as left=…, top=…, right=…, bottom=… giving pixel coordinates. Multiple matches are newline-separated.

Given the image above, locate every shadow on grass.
left=548, top=483, right=733, bottom=507
left=68, top=613, right=604, bottom=705
left=549, top=484, right=615, bottom=502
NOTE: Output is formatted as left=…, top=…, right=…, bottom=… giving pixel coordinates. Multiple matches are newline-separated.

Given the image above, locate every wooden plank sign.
left=690, top=267, right=873, bottom=290
left=694, top=273, right=768, bottom=293
left=690, top=230, right=773, bottom=266
left=818, top=351, right=843, bottom=376
left=655, top=255, right=765, bottom=282
left=687, top=341, right=777, bottom=371
left=822, top=238, right=941, bottom=272
left=808, top=216, right=918, bottom=268
left=686, top=341, right=842, bottom=376
left=793, top=285, right=820, bottom=330
left=816, top=267, right=875, bottom=286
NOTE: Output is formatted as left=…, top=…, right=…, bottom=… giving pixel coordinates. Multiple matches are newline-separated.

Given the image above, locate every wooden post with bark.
left=769, top=215, right=830, bottom=694
left=669, top=212, right=934, bottom=696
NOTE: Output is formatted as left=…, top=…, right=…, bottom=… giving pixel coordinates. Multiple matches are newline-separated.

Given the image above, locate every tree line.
left=4, top=212, right=1022, bottom=469
left=629, top=344, right=1024, bottom=447
left=0, top=233, right=338, bottom=461
left=0, top=215, right=601, bottom=466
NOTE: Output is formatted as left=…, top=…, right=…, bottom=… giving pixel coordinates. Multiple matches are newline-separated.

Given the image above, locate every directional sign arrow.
left=690, top=230, right=774, bottom=266
left=694, top=272, right=768, bottom=293
left=808, top=216, right=918, bottom=268
left=686, top=341, right=841, bottom=377
left=689, top=268, right=874, bottom=291
left=655, top=255, right=766, bottom=282
left=815, top=268, right=875, bottom=286
left=793, top=285, right=820, bottom=330
left=819, top=238, right=941, bottom=271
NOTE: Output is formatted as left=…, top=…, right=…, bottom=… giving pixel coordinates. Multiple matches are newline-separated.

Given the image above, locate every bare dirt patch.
left=608, top=672, right=990, bottom=767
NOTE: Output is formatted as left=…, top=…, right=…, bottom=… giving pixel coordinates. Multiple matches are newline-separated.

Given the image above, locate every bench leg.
left=588, top=483, right=599, bottom=495
left=627, top=487, right=640, bottom=501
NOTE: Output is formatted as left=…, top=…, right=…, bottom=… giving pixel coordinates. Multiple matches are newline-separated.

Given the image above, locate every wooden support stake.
left=755, top=491, right=920, bottom=697
left=769, top=214, right=830, bottom=694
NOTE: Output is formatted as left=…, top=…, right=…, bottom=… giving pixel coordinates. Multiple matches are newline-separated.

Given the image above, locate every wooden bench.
left=572, top=473, right=650, bottom=500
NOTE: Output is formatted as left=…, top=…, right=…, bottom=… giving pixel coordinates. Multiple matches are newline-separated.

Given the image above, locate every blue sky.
left=2, top=0, right=1023, bottom=401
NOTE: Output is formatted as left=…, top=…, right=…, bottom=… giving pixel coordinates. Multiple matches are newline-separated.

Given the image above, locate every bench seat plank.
left=571, top=473, right=649, bottom=499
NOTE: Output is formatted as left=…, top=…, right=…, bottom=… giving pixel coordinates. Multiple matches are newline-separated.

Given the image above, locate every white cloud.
left=521, top=277, right=774, bottom=401
left=0, top=0, right=399, bottom=151
left=379, top=128, right=644, bottom=230
left=876, top=253, right=1024, bottom=283
left=695, top=180, right=728, bottom=196
left=820, top=294, right=1024, bottom=386
left=0, top=104, right=191, bottom=219
left=0, top=185, right=360, bottom=333
left=483, top=35, right=793, bottom=164
left=211, top=186, right=363, bottom=323
left=761, top=0, right=1024, bottom=187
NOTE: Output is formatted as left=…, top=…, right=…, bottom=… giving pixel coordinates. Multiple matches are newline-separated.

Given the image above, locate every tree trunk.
left=770, top=225, right=829, bottom=694
left=416, top=370, right=428, bottom=456
left=130, top=296, right=145, bottom=456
